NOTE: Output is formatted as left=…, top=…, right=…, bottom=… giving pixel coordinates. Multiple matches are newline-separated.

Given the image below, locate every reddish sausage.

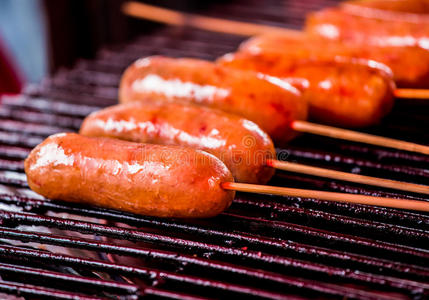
left=240, top=33, right=429, bottom=88
left=80, top=101, right=276, bottom=184
left=218, top=51, right=395, bottom=128
left=306, top=7, right=429, bottom=50
left=342, top=0, right=429, bottom=15
left=25, top=133, right=235, bottom=218
left=119, top=56, right=308, bottom=145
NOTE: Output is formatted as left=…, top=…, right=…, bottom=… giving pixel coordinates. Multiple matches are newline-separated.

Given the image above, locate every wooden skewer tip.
left=122, top=1, right=302, bottom=36
left=267, top=159, right=429, bottom=196
left=221, top=182, right=429, bottom=213
left=291, top=120, right=429, bottom=155
left=394, top=88, right=429, bottom=99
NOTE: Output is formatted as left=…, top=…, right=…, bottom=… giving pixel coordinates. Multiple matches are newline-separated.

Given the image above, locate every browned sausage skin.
left=80, top=101, right=276, bottom=184
left=25, top=133, right=235, bottom=218
left=306, top=7, right=429, bottom=51
left=343, top=0, right=429, bottom=14
left=218, top=52, right=395, bottom=128
left=241, top=33, right=429, bottom=88
left=119, top=56, right=308, bottom=145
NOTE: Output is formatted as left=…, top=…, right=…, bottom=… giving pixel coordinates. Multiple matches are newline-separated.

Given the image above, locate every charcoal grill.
left=0, top=0, right=428, bottom=299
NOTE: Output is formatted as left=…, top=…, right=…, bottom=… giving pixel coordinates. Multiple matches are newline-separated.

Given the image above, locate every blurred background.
left=0, top=0, right=321, bottom=95
left=0, top=0, right=225, bottom=94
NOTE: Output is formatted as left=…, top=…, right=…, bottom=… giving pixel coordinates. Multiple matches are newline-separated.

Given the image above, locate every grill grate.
left=0, top=0, right=428, bottom=299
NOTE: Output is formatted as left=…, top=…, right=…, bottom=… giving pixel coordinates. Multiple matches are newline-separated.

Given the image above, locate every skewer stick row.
left=122, top=1, right=301, bottom=37
left=81, top=102, right=429, bottom=198
left=29, top=133, right=429, bottom=216
left=394, top=89, right=429, bottom=99
left=291, top=120, right=429, bottom=155
left=222, top=182, right=429, bottom=213
left=267, top=159, right=429, bottom=196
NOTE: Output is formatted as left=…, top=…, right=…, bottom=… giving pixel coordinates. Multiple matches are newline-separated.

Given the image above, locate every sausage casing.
left=80, top=101, right=276, bottom=184
left=218, top=51, right=395, bottom=128
left=342, top=0, right=429, bottom=14
left=306, top=8, right=429, bottom=51
left=119, top=56, right=308, bottom=145
left=25, top=133, right=235, bottom=218
left=241, top=33, right=429, bottom=88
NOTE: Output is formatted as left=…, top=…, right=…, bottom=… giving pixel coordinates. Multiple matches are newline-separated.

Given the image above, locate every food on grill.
left=80, top=101, right=276, bottom=184
left=306, top=7, right=429, bottom=50
left=342, top=0, right=429, bottom=13
left=24, top=133, right=235, bottom=218
left=119, top=56, right=308, bottom=145
left=239, top=33, right=429, bottom=88
left=218, top=52, right=395, bottom=128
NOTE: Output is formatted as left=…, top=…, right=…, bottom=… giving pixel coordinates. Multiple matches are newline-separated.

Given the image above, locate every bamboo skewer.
left=267, top=159, right=429, bottom=195
left=122, top=1, right=429, bottom=100
left=291, top=120, right=429, bottom=155
left=221, top=182, right=429, bottom=212
left=394, top=89, right=429, bottom=99
left=122, top=1, right=301, bottom=37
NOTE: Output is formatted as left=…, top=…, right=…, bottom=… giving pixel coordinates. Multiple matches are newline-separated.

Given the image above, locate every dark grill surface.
left=0, top=0, right=429, bottom=299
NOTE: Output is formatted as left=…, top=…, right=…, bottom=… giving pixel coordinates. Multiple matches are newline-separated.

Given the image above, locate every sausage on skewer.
left=80, top=101, right=276, bottom=184
left=24, top=133, right=235, bottom=218
left=80, top=101, right=429, bottom=195
left=119, top=56, right=307, bottom=145
left=306, top=7, right=429, bottom=50
left=216, top=54, right=395, bottom=128
left=342, top=0, right=429, bottom=13
left=120, top=56, right=429, bottom=155
left=24, top=134, right=429, bottom=217
left=121, top=55, right=395, bottom=130
left=239, top=33, right=429, bottom=88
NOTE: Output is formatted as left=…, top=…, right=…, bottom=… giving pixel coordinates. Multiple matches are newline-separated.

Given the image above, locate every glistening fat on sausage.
left=25, top=133, right=235, bottom=218
left=342, top=0, right=429, bottom=13
left=119, top=56, right=308, bottom=145
left=79, top=101, right=276, bottom=184
left=306, top=7, right=429, bottom=50
left=240, top=33, right=429, bottom=88
left=217, top=52, right=395, bottom=128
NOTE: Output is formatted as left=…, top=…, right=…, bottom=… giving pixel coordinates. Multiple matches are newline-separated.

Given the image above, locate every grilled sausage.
left=342, top=0, right=429, bottom=14
left=119, top=56, right=307, bottom=145
left=240, top=33, right=429, bottom=88
left=25, top=133, right=235, bottom=218
left=218, top=52, right=395, bottom=128
left=80, top=101, right=276, bottom=184
left=306, top=7, right=429, bottom=50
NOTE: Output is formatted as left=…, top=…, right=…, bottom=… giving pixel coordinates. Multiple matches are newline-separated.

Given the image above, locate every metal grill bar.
left=1, top=96, right=101, bottom=117
left=283, top=148, right=429, bottom=182
left=233, top=195, right=429, bottom=229
left=1, top=193, right=428, bottom=265
left=0, top=146, right=30, bottom=160
left=0, top=228, right=391, bottom=298
left=0, top=220, right=428, bottom=283
left=0, top=107, right=83, bottom=129
left=0, top=245, right=349, bottom=299
left=227, top=207, right=429, bottom=247
left=0, top=262, right=140, bottom=295
left=0, top=281, right=104, bottom=300
left=1, top=210, right=428, bottom=296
